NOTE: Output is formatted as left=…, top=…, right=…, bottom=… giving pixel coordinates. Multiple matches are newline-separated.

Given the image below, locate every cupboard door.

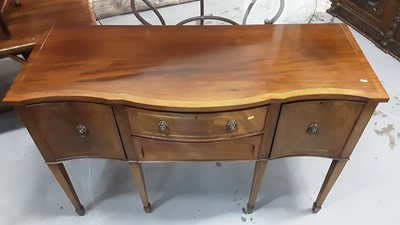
left=271, top=100, right=364, bottom=158
left=27, top=102, right=126, bottom=160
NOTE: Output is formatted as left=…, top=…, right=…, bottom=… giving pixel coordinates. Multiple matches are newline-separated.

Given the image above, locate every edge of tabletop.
left=2, top=26, right=55, bottom=103
left=339, top=23, right=389, bottom=102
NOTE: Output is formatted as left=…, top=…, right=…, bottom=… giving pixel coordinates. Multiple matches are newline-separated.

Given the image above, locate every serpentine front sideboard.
left=2, top=24, right=389, bottom=216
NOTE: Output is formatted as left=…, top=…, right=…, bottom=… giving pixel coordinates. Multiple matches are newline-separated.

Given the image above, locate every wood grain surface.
left=3, top=24, right=389, bottom=110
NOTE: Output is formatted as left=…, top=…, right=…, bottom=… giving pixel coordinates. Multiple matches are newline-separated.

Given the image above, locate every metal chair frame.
left=131, top=0, right=285, bottom=26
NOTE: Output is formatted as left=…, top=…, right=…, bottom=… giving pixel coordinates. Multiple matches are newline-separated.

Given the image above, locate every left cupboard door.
left=26, top=102, right=126, bottom=161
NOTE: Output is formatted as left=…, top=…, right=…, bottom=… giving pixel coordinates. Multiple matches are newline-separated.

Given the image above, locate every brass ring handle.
left=306, top=122, right=319, bottom=135
left=158, top=121, right=169, bottom=134
left=226, top=120, right=238, bottom=133
left=76, top=124, right=88, bottom=137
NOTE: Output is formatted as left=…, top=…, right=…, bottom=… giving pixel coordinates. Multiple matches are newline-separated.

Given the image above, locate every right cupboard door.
left=270, top=100, right=364, bottom=159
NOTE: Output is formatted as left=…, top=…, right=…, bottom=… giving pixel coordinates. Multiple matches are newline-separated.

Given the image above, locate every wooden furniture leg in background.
left=312, top=159, right=347, bottom=213
left=47, top=163, right=85, bottom=216
left=247, top=160, right=268, bottom=214
left=0, top=14, right=10, bottom=38
left=129, top=162, right=151, bottom=213
left=1, top=0, right=11, bottom=38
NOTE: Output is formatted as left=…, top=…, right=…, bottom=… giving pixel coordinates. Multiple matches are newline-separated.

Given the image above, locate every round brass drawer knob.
left=76, top=124, right=88, bottom=137
left=158, top=121, right=169, bottom=134
left=306, top=122, right=319, bottom=135
left=226, top=120, right=238, bottom=133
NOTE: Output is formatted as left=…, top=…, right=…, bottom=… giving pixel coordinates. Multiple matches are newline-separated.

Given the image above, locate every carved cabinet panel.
left=387, top=17, right=400, bottom=57
left=328, top=0, right=400, bottom=60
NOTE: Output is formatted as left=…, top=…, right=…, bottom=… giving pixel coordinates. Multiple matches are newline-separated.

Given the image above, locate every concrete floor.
left=1, top=1, right=400, bottom=224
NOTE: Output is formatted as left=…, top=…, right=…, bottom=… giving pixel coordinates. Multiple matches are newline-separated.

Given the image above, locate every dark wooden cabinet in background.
left=328, top=0, right=400, bottom=60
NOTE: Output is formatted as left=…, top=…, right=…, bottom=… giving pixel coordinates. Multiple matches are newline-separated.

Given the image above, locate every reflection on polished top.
left=3, top=24, right=389, bottom=109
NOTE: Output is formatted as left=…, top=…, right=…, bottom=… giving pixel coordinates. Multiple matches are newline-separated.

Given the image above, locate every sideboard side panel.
left=340, top=101, right=379, bottom=158
left=14, top=106, right=56, bottom=162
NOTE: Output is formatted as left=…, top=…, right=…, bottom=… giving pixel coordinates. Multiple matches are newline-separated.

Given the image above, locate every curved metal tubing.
left=242, top=0, right=257, bottom=25
left=264, top=0, right=285, bottom=24
left=132, top=0, right=284, bottom=26
left=243, top=0, right=285, bottom=25
left=177, top=15, right=239, bottom=25
left=131, top=0, right=166, bottom=25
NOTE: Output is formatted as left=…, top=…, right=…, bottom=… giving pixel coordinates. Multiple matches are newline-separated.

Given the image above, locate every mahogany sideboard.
left=2, top=24, right=389, bottom=216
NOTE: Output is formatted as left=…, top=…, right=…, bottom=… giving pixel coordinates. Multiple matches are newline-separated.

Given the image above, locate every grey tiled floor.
left=1, top=1, right=400, bottom=224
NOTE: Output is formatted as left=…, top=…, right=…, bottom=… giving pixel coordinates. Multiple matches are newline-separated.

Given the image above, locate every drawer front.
left=271, top=100, right=364, bottom=158
left=126, top=106, right=268, bottom=140
left=27, top=102, right=126, bottom=160
left=131, top=136, right=262, bottom=161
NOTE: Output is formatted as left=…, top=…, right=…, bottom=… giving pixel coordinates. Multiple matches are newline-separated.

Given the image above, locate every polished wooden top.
left=3, top=24, right=389, bottom=110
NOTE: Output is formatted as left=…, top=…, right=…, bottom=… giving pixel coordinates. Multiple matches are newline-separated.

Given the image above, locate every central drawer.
left=126, top=106, right=268, bottom=140
left=131, top=135, right=262, bottom=161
